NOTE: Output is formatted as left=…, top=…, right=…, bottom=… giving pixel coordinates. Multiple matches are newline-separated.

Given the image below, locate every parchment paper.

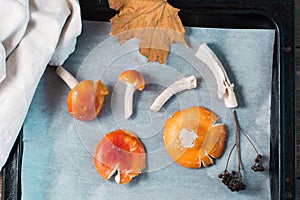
left=22, top=21, right=275, bottom=200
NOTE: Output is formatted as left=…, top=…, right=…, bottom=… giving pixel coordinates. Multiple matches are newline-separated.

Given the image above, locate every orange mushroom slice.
left=119, top=70, right=145, bottom=119
left=56, top=66, right=108, bottom=121
left=163, top=106, right=226, bottom=168
left=94, top=130, right=146, bottom=184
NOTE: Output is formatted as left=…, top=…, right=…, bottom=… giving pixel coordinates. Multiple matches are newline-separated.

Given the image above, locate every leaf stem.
left=240, top=129, right=259, bottom=155
left=225, top=144, right=236, bottom=170
left=232, top=109, right=260, bottom=155
left=232, top=109, right=241, bottom=173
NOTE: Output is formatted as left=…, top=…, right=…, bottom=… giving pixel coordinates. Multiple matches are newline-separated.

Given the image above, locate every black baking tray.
left=2, top=0, right=295, bottom=199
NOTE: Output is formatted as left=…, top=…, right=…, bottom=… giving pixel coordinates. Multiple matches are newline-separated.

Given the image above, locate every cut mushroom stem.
left=195, top=43, right=238, bottom=108
left=223, top=81, right=238, bottom=109
left=150, top=76, right=197, bottom=112
left=56, top=65, right=78, bottom=89
left=124, top=84, right=137, bottom=119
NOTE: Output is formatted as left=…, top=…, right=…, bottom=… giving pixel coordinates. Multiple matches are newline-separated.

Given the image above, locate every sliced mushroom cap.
left=163, top=106, right=226, bottom=168
left=119, top=70, right=145, bottom=90
left=66, top=80, right=109, bottom=121
left=93, top=130, right=146, bottom=184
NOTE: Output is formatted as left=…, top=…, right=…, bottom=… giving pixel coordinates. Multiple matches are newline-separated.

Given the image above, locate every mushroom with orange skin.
left=163, top=106, right=226, bottom=168
left=93, top=130, right=146, bottom=184
left=56, top=66, right=109, bottom=121
left=119, top=70, right=145, bottom=119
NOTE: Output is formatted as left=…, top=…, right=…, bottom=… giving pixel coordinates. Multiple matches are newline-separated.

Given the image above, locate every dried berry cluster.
left=218, top=170, right=246, bottom=192
left=251, top=154, right=265, bottom=172
left=218, top=110, right=265, bottom=192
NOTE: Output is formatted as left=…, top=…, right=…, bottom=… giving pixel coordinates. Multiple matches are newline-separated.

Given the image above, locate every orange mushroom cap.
left=66, top=80, right=108, bottom=121
left=94, top=130, right=146, bottom=184
left=163, top=106, right=226, bottom=168
left=119, top=70, right=145, bottom=90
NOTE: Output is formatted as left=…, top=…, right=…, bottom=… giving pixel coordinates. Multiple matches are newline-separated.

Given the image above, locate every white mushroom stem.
left=124, top=83, right=137, bottom=119
left=56, top=66, right=78, bottom=89
left=150, top=76, right=197, bottom=112
left=195, top=43, right=238, bottom=108
left=115, top=168, right=121, bottom=184
left=223, top=81, right=238, bottom=109
left=107, top=164, right=119, bottom=180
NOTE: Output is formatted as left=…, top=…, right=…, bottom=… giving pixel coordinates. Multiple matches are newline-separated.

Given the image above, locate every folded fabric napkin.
left=0, top=0, right=82, bottom=170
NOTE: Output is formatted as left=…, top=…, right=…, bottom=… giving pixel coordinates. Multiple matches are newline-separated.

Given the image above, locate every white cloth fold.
left=0, top=0, right=82, bottom=170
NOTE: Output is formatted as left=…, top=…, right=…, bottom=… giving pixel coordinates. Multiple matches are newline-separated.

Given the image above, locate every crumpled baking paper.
left=22, top=21, right=275, bottom=199
left=0, top=0, right=81, bottom=170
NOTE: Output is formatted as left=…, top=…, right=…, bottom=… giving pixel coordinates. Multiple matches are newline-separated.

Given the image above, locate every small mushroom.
left=56, top=66, right=109, bottom=121
left=150, top=76, right=197, bottom=112
left=119, top=70, right=145, bottom=119
left=93, top=129, right=146, bottom=184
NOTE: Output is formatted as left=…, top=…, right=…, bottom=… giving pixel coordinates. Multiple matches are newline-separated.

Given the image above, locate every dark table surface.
left=296, top=0, right=300, bottom=196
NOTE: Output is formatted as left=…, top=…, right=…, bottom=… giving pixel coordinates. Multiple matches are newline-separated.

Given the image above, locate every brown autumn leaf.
left=108, top=0, right=128, bottom=10
left=109, top=0, right=186, bottom=64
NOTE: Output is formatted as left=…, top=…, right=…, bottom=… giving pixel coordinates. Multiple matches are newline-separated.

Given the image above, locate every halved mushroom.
left=119, top=70, right=145, bottom=119
left=93, top=130, right=146, bottom=184
left=163, top=106, right=226, bottom=168
left=56, top=66, right=109, bottom=121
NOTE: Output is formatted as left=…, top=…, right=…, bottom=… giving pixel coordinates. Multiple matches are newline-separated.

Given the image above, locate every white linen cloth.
left=0, top=0, right=82, bottom=170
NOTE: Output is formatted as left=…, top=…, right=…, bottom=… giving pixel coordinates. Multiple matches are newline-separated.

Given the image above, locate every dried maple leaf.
left=109, top=0, right=186, bottom=64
